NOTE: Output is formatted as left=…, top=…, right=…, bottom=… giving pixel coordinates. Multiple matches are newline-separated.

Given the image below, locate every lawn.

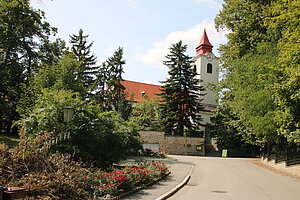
left=0, top=132, right=20, bottom=148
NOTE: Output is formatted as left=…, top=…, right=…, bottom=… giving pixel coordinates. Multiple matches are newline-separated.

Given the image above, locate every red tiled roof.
left=121, top=80, right=162, bottom=102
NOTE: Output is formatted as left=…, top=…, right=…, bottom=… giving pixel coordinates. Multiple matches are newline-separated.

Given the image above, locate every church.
left=122, top=30, right=219, bottom=127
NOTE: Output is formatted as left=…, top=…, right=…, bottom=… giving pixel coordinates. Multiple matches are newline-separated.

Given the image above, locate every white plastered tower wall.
left=193, top=53, right=219, bottom=106
left=192, top=30, right=219, bottom=127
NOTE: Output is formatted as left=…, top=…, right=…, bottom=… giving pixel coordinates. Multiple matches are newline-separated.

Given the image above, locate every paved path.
left=169, top=155, right=300, bottom=200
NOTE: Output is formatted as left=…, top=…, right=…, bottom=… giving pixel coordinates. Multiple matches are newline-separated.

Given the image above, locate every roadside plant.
left=142, top=148, right=166, bottom=158
left=79, top=161, right=169, bottom=198
left=16, top=89, right=142, bottom=168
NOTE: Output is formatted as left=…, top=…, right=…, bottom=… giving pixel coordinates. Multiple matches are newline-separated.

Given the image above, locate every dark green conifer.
left=93, top=47, right=128, bottom=116
left=160, top=41, right=205, bottom=136
left=69, top=29, right=97, bottom=97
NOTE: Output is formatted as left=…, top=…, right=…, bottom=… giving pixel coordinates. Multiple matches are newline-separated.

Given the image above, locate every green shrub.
left=17, top=89, right=142, bottom=168
left=132, top=98, right=164, bottom=131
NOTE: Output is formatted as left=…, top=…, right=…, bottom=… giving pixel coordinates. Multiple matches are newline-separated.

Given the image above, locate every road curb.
left=154, top=164, right=194, bottom=200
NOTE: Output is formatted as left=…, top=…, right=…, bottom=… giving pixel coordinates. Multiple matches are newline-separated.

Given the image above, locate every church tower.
left=192, top=30, right=219, bottom=125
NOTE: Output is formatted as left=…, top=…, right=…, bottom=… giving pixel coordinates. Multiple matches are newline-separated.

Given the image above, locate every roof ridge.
left=123, top=80, right=161, bottom=87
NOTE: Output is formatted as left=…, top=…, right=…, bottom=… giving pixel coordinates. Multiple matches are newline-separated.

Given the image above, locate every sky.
left=30, top=0, right=228, bottom=85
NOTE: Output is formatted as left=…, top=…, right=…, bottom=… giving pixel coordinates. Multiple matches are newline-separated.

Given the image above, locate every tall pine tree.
left=160, top=41, right=205, bottom=136
left=69, top=29, right=97, bottom=97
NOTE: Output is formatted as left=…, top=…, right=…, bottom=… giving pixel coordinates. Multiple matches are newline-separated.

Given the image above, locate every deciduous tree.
left=213, top=0, right=300, bottom=149
left=0, top=0, right=55, bottom=131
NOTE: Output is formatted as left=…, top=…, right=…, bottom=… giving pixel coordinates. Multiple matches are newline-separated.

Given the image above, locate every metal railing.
left=262, top=143, right=300, bottom=167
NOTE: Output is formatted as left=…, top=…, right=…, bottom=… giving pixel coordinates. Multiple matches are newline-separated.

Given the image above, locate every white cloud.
left=136, top=21, right=228, bottom=69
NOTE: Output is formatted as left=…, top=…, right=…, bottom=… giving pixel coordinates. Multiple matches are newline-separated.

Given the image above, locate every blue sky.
left=30, top=0, right=228, bottom=85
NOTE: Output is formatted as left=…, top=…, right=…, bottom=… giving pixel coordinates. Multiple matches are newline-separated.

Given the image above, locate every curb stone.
left=154, top=164, right=194, bottom=200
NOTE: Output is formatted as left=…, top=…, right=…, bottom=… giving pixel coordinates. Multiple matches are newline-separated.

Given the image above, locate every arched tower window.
left=207, top=63, right=212, bottom=73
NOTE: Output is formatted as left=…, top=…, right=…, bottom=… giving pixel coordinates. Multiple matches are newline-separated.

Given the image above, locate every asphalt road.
left=168, top=155, right=300, bottom=200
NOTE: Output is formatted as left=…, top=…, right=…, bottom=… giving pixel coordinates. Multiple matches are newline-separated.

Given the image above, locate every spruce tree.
left=105, top=47, right=126, bottom=112
left=93, top=62, right=109, bottom=109
left=69, top=29, right=97, bottom=97
left=160, top=41, right=205, bottom=136
left=93, top=47, right=128, bottom=116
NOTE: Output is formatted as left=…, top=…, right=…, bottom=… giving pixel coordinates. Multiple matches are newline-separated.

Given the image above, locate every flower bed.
left=79, top=161, right=169, bottom=199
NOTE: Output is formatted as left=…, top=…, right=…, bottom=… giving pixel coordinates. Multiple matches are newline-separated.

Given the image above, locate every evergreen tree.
left=93, top=62, right=109, bottom=109
left=160, top=41, right=205, bottom=136
left=94, top=47, right=127, bottom=114
left=105, top=47, right=126, bottom=112
left=69, top=29, right=97, bottom=97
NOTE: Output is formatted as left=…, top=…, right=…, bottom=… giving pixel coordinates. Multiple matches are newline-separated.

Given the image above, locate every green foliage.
left=36, top=53, right=85, bottom=92
left=0, top=0, right=56, bottom=131
left=38, top=38, right=67, bottom=66
left=17, top=89, right=142, bottom=168
left=267, top=0, right=300, bottom=143
left=160, top=41, right=205, bottom=136
left=17, top=53, right=83, bottom=116
left=70, top=29, right=98, bottom=96
left=219, top=43, right=279, bottom=144
left=209, top=105, right=260, bottom=157
left=215, top=0, right=272, bottom=60
left=93, top=47, right=128, bottom=116
left=214, top=0, right=300, bottom=149
left=132, top=98, right=163, bottom=131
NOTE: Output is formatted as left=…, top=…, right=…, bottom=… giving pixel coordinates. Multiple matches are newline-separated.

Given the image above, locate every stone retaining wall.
left=139, top=131, right=205, bottom=156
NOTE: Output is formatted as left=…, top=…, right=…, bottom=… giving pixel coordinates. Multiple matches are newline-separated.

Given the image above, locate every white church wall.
left=194, top=53, right=219, bottom=107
